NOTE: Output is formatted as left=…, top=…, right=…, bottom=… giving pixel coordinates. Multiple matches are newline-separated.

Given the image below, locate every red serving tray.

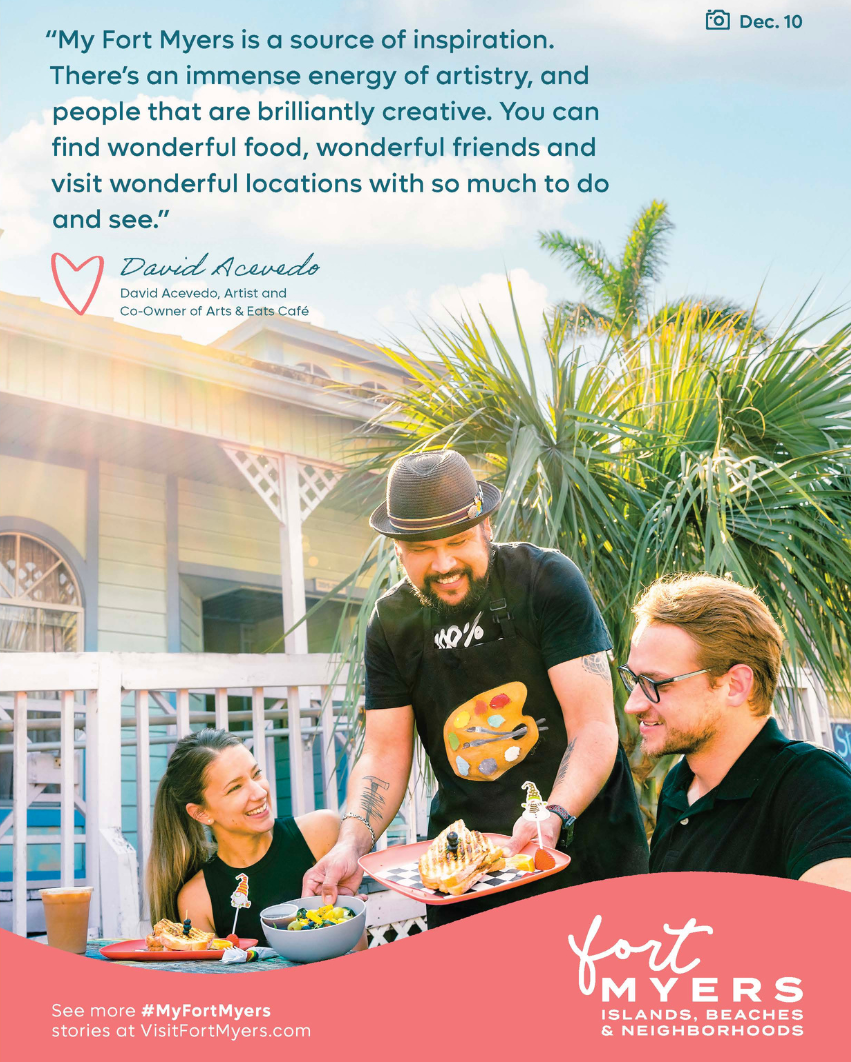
left=359, top=834, right=569, bottom=905
left=99, top=938, right=258, bottom=961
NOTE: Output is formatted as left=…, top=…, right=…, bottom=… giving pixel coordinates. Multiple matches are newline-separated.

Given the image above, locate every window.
left=294, top=361, right=332, bottom=379
left=0, top=533, right=83, bottom=652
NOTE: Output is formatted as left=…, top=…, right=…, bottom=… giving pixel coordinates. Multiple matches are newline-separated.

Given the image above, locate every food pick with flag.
left=521, top=780, right=555, bottom=869
left=229, top=873, right=251, bottom=938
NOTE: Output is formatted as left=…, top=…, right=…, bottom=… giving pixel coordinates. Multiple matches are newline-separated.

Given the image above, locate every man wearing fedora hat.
left=304, top=450, right=648, bottom=924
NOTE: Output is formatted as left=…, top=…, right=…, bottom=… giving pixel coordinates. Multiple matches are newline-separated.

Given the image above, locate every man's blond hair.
left=632, top=574, right=783, bottom=715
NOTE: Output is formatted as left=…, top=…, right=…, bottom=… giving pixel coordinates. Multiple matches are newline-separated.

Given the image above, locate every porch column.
left=219, top=446, right=343, bottom=817
left=279, top=453, right=308, bottom=655
left=219, top=446, right=342, bottom=651
left=279, top=456, right=311, bottom=813
left=91, top=656, right=140, bottom=939
left=12, top=693, right=27, bottom=937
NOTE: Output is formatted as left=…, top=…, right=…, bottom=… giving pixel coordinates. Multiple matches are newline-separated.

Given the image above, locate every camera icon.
left=706, top=9, right=731, bottom=29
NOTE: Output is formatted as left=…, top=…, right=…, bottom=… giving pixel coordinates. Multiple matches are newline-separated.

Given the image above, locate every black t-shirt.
left=650, top=718, right=851, bottom=878
left=365, top=542, right=613, bottom=711
left=202, top=817, right=315, bottom=946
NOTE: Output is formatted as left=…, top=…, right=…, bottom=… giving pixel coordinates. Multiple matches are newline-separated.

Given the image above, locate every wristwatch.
left=546, top=804, right=576, bottom=850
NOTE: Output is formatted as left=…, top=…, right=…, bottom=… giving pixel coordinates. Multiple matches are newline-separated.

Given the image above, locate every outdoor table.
left=86, top=939, right=297, bottom=972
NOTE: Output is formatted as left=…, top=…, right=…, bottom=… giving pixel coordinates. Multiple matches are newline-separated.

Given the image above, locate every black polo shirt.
left=650, top=718, right=851, bottom=878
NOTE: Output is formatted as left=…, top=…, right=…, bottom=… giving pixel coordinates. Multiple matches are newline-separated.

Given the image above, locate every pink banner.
left=2, top=872, right=847, bottom=1060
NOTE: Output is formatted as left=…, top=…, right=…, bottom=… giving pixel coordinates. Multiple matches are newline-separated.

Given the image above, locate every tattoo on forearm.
left=358, top=775, right=390, bottom=828
left=581, top=653, right=609, bottom=679
left=554, top=737, right=577, bottom=786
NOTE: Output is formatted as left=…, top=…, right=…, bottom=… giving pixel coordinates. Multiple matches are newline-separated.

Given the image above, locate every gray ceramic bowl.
left=260, top=896, right=366, bottom=963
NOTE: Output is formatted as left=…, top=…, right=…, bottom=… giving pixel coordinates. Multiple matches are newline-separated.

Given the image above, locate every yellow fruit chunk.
left=506, top=853, right=535, bottom=873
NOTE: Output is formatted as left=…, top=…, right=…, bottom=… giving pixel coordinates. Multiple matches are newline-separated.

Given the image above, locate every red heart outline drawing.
left=50, top=253, right=104, bottom=316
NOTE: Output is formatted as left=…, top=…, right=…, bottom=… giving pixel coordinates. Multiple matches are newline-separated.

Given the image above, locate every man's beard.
left=409, top=548, right=494, bottom=619
left=641, top=716, right=719, bottom=758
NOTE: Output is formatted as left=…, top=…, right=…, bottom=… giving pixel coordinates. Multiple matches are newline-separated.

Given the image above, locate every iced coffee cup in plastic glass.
left=40, top=887, right=93, bottom=954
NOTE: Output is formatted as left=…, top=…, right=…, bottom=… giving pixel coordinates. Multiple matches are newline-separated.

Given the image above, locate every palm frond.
left=537, top=229, right=618, bottom=312
left=546, top=300, right=613, bottom=335
left=618, top=200, right=674, bottom=316
left=647, top=298, right=764, bottom=336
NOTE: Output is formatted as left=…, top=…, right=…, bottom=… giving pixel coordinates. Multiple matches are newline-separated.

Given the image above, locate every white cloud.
left=0, top=214, right=52, bottom=261
left=375, top=287, right=423, bottom=330
left=426, top=268, right=549, bottom=338
left=372, top=267, right=553, bottom=379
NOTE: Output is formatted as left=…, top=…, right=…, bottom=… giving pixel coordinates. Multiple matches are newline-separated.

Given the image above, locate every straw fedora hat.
left=369, top=450, right=501, bottom=542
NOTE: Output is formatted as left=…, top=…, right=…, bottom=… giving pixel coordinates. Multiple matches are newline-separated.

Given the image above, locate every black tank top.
left=202, top=817, right=315, bottom=946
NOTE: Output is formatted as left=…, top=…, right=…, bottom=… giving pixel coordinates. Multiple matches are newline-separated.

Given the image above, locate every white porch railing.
left=0, top=652, right=432, bottom=941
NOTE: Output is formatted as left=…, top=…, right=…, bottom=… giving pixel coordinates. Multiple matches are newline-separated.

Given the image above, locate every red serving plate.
left=359, top=834, right=569, bottom=905
left=99, top=937, right=258, bottom=961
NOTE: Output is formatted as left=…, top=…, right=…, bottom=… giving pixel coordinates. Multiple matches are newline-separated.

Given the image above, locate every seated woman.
left=147, top=728, right=364, bottom=947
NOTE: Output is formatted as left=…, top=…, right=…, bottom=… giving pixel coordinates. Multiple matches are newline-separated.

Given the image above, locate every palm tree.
left=322, top=291, right=851, bottom=828
left=538, top=201, right=756, bottom=341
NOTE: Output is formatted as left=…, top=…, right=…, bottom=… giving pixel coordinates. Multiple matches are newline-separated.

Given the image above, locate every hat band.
left=388, top=490, right=483, bottom=532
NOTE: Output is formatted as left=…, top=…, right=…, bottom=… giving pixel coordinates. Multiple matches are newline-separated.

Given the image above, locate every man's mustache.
left=424, top=567, right=471, bottom=588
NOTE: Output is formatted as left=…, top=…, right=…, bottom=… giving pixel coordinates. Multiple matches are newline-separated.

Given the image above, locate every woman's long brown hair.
left=146, top=728, right=243, bottom=923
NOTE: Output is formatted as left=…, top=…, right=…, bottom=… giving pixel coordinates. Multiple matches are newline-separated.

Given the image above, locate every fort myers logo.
left=51, top=253, right=104, bottom=315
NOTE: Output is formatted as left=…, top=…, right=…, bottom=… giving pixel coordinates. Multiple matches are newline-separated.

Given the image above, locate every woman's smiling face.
left=187, top=743, right=273, bottom=835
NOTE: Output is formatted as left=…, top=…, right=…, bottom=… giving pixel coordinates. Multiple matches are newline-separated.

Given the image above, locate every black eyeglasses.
left=617, top=664, right=710, bottom=704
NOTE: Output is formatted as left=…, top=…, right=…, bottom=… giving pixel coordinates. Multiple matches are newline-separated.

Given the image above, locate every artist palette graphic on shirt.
left=443, top=681, right=546, bottom=782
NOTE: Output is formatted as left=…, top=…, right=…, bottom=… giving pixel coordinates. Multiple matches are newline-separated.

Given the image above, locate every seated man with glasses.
left=620, top=573, right=851, bottom=890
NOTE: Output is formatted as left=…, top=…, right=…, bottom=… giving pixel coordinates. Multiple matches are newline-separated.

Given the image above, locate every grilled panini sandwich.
left=418, top=820, right=506, bottom=896
left=150, top=918, right=215, bottom=951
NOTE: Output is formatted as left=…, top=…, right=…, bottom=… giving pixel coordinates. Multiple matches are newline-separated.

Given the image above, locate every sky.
left=1, top=0, right=850, bottom=367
